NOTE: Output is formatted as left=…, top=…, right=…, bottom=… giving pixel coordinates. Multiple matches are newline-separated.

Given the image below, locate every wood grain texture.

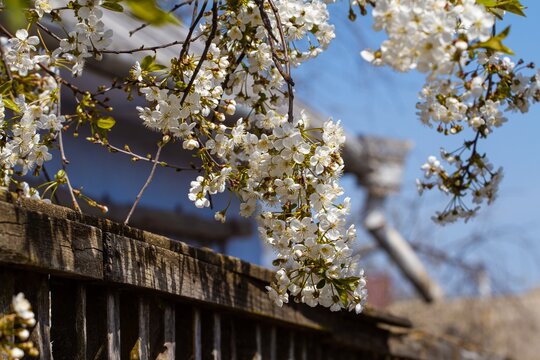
left=103, top=233, right=326, bottom=330
left=107, top=290, right=121, bottom=360
left=26, top=275, right=52, bottom=360
left=162, top=304, right=176, bottom=360
left=76, top=284, right=87, bottom=360
left=0, top=201, right=103, bottom=279
left=138, top=297, right=150, bottom=360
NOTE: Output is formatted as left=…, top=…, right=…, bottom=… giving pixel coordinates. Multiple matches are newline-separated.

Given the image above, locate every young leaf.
left=3, top=98, right=20, bottom=112
left=97, top=117, right=116, bottom=130
left=0, top=81, right=13, bottom=95
left=124, top=0, right=179, bottom=26
left=473, top=26, right=514, bottom=55
left=101, top=2, right=124, bottom=12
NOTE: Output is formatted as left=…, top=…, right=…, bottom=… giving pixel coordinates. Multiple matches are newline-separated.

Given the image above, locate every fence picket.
left=193, top=308, right=201, bottom=360
left=106, top=290, right=121, bottom=360
left=76, top=284, right=87, bottom=360
left=162, top=304, right=176, bottom=360
left=138, top=297, right=150, bottom=360
left=24, top=274, right=53, bottom=360
left=270, top=326, right=276, bottom=360
left=0, top=269, right=14, bottom=360
left=212, top=313, right=221, bottom=360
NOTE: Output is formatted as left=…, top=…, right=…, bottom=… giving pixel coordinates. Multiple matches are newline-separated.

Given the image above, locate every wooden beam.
left=363, top=195, right=444, bottom=302
left=103, top=233, right=326, bottom=330
left=0, top=201, right=103, bottom=279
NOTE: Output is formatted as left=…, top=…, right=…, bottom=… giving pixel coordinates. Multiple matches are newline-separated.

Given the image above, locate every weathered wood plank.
left=103, top=233, right=324, bottom=330
left=254, top=324, right=262, bottom=360
left=0, top=201, right=103, bottom=279
left=212, top=313, right=221, bottom=360
left=193, top=309, right=201, bottom=360
left=107, top=290, right=121, bottom=360
left=0, top=269, right=15, bottom=360
left=76, top=284, right=87, bottom=360
left=25, top=275, right=53, bottom=360
left=270, top=327, right=276, bottom=360
left=229, top=321, right=237, bottom=360
left=0, top=190, right=412, bottom=333
left=159, top=304, right=175, bottom=360
left=288, top=332, right=295, bottom=360
left=138, top=298, right=150, bottom=360
left=85, top=286, right=107, bottom=360
left=0, top=189, right=271, bottom=284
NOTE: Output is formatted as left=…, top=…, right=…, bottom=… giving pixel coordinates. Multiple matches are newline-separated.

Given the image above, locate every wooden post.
left=163, top=304, right=176, bottom=360
left=107, top=290, right=121, bottom=360
left=301, top=337, right=307, bottom=360
left=288, top=332, right=295, bottom=360
left=138, top=298, right=150, bottom=360
left=76, top=284, right=87, bottom=360
left=24, top=275, right=53, bottom=360
left=193, top=308, right=201, bottom=360
left=212, top=313, right=221, bottom=360
left=230, top=320, right=237, bottom=360
left=0, top=269, right=14, bottom=360
left=254, top=324, right=262, bottom=360
left=270, top=326, right=276, bottom=360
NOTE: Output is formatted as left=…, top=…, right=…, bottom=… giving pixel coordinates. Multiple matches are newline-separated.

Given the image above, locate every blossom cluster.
left=361, top=0, right=495, bottom=77
left=0, top=35, right=65, bottom=186
left=50, top=0, right=113, bottom=75
left=359, top=0, right=535, bottom=224
left=134, top=0, right=366, bottom=312
left=0, top=293, right=38, bottom=359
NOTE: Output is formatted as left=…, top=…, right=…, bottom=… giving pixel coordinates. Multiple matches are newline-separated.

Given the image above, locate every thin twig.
left=100, top=39, right=194, bottom=55
left=267, top=0, right=295, bottom=121
left=255, top=0, right=295, bottom=121
left=36, top=22, right=63, bottom=42
left=56, top=80, right=81, bottom=213
left=178, top=0, right=208, bottom=61
left=181, top=0, right=218, bottom=105
left=93, top=139, right=200, bottom=171
left=58, top=130, right=82, bottom=213
left=124, top=143, right=164, bottom=225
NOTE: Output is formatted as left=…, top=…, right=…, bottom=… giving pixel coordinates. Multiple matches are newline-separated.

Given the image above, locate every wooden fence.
left=0, top=189, right=504, bottom=360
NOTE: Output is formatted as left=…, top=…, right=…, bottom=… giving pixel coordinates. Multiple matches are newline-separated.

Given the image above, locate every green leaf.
left=141, top=55, right=155, bottom=70
left=3, top=0, right=32, bottom=28
left=101, top=2, right=124, bottom=12
left=124, top=0, right=179, bottom=26
left=97, top=117, right=116, bottom=130
left=477, top=0, right=526, bottom=17
left=473, top=26, right=514, bottom=55
left=0, top=81, right=13, bottom=95
left=3, top=98, right=19, bottom=112
left=316, top=279, right=326, bottom=289
left=140, top=55, right=166, bottom=72
left=148, top=63, right=167, bottom=72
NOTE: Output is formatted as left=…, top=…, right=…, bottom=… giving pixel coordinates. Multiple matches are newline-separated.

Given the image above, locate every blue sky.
left=290, top=0, right=540, bottom=296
